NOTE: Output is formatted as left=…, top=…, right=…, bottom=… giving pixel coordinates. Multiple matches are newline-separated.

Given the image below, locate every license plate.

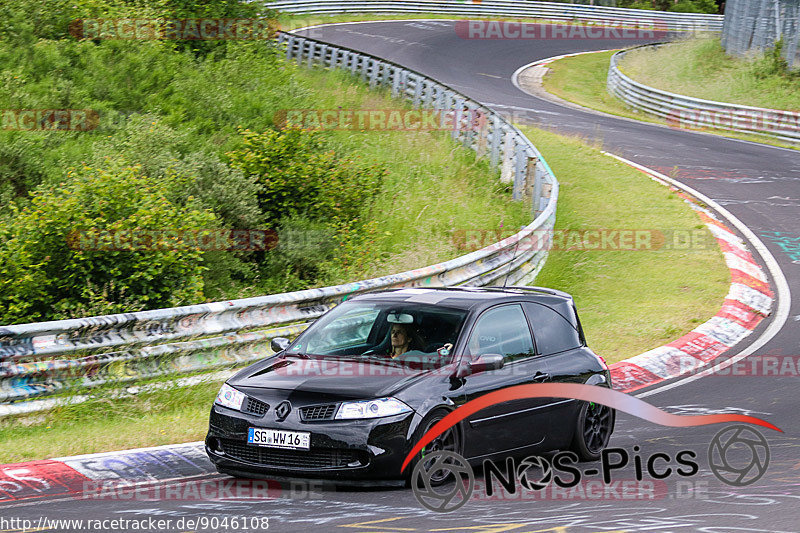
left=247, top=428, right=310, bottom=450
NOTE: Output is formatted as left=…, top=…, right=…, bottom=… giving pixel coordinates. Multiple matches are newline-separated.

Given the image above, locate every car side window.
left=524, top=303, right=582, bottom=356
left=467, top=304, right=535, bottom=363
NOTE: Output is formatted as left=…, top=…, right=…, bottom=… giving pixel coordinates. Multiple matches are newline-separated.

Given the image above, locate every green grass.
left=620, top=38, right=800, bottom=111
left=524, top=127, right=729, bottom=363
left=542, top=48, right=800, bottom=149
left=0, top=380, right=224, bottom=463
left=276, top=67, right=531, bottom=284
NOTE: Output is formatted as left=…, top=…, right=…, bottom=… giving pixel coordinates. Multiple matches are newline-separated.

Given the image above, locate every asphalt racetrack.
left=3, top=20, right=800, bottom=533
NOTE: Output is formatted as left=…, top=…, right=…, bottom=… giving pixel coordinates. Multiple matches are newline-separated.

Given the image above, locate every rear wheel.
left=569, top=400, right=614, bottom=461
left=408, top=410, right=462, bottom=486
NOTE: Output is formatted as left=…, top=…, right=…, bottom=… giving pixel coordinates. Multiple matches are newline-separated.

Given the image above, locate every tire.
left=406, top=409, right=463, bottom=487
left=569, top=400, right=615, bottom=461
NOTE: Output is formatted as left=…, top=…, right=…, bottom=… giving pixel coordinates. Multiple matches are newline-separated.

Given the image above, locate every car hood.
left=227, top=355, right=452, bottom=399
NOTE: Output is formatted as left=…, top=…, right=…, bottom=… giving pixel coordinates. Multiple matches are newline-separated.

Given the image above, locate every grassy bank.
left=0, top=379, right=225, bottom=463
left=0, top=126, right=730, bottom=463
left=542, top=48, right=799, bottom=149
left=524, top=127, right=728, bottom=363
left=620, top=38, right=800, bottom=111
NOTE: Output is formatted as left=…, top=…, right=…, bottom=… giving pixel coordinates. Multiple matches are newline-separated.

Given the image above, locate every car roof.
left=350, top=286, right=574, bottom=311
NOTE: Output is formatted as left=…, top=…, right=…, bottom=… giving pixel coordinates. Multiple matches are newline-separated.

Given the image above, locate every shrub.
left=89, top=115, right=264, bottom=228
left=0, top=163, right=217, bottom=324
left=227, top=128, right=387, bottom=226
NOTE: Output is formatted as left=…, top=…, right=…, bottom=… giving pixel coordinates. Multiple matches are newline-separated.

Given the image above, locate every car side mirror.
left=457, top=353, right=504, bottom=377
left=270, top=337, right=291, bottom=353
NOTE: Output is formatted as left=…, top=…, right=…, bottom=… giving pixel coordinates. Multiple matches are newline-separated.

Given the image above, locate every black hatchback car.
left=205, top=286, right=614, bottom=483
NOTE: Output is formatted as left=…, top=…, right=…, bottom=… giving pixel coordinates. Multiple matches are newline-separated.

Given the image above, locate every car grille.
left=243, top=397, right=269, bottom=417
left=299, top=404, right=337, bottom=421
left=219, top=439, right=365, bottom=469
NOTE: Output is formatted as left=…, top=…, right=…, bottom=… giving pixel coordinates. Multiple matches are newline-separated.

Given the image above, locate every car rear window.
left=524, top=302, right=582, bottom=355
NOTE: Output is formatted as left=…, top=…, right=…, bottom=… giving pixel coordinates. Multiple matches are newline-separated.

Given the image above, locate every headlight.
left=335, top=397, right=412, bottom=420
left=215, top=383, right=245, bottom=411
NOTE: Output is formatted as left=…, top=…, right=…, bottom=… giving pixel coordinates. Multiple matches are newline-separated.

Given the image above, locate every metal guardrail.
left=268, top=0, right=723, bottom=32
left=607, top=43, right=800, bottom=145
left=721, top=0, right=799, bottom=70
left=0, top=31, right=559, bottom=407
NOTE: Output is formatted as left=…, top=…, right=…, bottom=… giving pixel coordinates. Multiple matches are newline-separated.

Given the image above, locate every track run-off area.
left=3, top=20, right=800, bottom=533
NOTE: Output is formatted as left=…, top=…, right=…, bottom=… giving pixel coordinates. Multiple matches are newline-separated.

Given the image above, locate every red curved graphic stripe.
left=401, top=383, right=782, bottom=473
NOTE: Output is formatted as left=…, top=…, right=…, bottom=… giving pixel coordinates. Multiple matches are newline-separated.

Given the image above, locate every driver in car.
left=389, top=323, right=413, bottom=358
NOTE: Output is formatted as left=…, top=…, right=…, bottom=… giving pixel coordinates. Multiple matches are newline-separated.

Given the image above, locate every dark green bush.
left=0, top=163, right=217, bottom=323
left=228, top=128, right=387, bottom=227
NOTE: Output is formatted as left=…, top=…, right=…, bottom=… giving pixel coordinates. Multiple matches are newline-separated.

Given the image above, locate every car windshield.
left=285, top=300, right=468, bottom=366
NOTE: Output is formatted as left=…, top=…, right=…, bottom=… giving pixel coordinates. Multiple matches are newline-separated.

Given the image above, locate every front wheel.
left=407, top=409, right=462, bottom=486
left=569, top=400, right=615, bottom=461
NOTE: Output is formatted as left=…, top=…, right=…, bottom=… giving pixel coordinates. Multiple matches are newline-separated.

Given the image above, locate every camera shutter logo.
left=411, top=451, right=473, bottom=513
left=708, top=425, right=770, bottom=486
left=516, top=455, right=553, bottom=491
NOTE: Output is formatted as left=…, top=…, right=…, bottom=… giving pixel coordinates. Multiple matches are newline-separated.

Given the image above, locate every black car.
left=205, top=286, right=614, bottom=484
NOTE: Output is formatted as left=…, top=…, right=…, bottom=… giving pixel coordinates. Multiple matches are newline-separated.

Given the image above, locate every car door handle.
left=532, top=372, right=550, bottom=382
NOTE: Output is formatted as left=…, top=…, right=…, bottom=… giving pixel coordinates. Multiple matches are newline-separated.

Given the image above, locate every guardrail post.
left=423, top=82, right=434, bottom=108
left=489, top=115, right=501, bottom=168
left=307, top=43, right=316, bottom=68
left=452, top=98, right=464, bottom=140
left=440, top=90, right=453, bottom=129
left=513, top=143, right=526, bottom=201
left=370, top=60, right=379, bottom=88
left=399, top=70, right=409, bottom=99
left=413, top=77, right=423, bottom=108
left=391, top=67, right=401, bottom=97
left=320, top=44, right=328, bottom=67
left=285, top=35, right=295, bottom=61
left=500, top=131, right=514, bottom=183
left=463, top=102, right=475, bottom=149
left=475, top=110, right=489, bottom=159
left=350, top=52, right=359, bottom=75
left=531, top=158, right=544, bottom=217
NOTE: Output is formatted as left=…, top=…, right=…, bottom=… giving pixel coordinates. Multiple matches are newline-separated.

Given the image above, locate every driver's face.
left=390, top=325, right=410, bottom=348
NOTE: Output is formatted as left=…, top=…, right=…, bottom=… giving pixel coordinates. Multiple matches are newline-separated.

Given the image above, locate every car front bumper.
left=205, top=404, right=421, bottom=481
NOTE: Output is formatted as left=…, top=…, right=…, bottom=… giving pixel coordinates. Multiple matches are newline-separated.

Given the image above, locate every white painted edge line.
left=511, top=51, right=800, bottom=155
left=287, top=18, right=462, bottom=33
left=510, top=50, right=616, bottom=91
left=601, top=153, right=791, bottom=398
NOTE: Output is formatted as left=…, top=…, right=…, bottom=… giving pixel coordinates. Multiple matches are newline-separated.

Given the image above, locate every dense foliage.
left=0, top=0, right=533, bottom=325
left=0, top=0, right=391, bottom=323
left=0, top=164, right=216, bottom=323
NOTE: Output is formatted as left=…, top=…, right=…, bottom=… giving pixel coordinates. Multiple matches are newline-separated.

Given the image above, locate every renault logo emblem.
left=275, top=401, right=292, bottom=421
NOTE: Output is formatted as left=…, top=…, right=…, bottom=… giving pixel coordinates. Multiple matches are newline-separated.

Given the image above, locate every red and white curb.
left=608, top=160, right=774, bottom=393
left=0, top=442, right=210, bottom=503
